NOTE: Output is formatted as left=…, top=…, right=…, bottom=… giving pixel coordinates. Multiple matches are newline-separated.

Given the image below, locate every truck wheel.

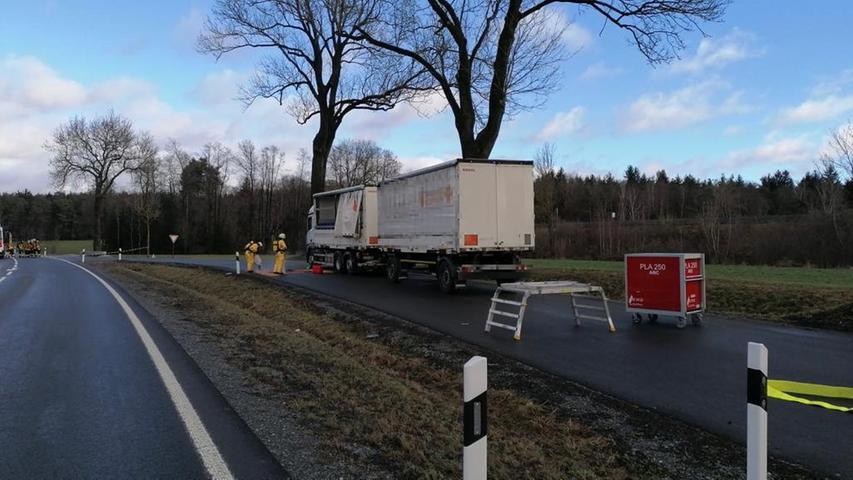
left=345, top=254, right=358, bottom=275
left=437, top=259, right=457, bottom=294
left=386, top=256, right=402, bottom=283
left=306, top=249, right=314, bottom=267
left=334, top=252, right=347, bottom=274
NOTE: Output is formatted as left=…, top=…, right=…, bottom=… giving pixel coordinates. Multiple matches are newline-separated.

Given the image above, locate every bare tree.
left=199, top=0, right=430, bottom=194
left=534, top=143, right=557, bottom=255
left=132, top=137, right=161, bottom=256
left=259, top=145, right=285, bottom=240
left=534, top=143, right=556, bottom=179
left=814, top=158, right=846, bottom=249
left=236, top=139, right=261, bottom=235
left=162, top=138, right=192, bottom=195
left=327, top=138, right=401, bottom=187
left=45, top=111, right=148, bottom=250
left=826, top=121, right=853, bottom=180
left=356, top=0, right=727, bottom=159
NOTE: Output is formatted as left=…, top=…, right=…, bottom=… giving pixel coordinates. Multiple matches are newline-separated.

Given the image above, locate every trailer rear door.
left=457, top=163, right=498, bottom=248
left=496, top=163, right=534, bottom=249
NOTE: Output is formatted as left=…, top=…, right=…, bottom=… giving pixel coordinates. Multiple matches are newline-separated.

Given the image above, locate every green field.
left=526, top=259, right=853, bottom=290
left=41, top=240, right=93, bottom=255
left=526, top=258, right=853, bottom=331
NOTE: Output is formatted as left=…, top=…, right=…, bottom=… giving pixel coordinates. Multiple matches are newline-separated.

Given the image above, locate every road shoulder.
left=100, top=262, right=823, bottom=480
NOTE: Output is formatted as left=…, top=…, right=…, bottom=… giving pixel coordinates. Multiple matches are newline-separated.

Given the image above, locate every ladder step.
left=575, top=305, right=606, bottom=311
left=572, top=294, right=603, bottom=300
left=489, top=309, right=519, bottom=319
left=576, top=313, right=609, bottom=322
left=491, top=298, right=524, bottom=306
left=485, top=321, right=517, bottom=331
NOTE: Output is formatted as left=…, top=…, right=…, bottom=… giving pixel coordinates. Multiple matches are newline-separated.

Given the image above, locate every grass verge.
left=526, top=260, right=853, bottom=331
left=107, top=263, right=635, bottom=479
left=102, top=263, right=821, bottom=480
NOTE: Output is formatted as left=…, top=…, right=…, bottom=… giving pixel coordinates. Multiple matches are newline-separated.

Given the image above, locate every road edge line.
left=52, top=257, right=234, bottom=480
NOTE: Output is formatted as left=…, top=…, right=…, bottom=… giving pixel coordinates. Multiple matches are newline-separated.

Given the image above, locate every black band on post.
left=747, top=367, right=767, bottom=411
left=463, top=391, right=488, bottom=447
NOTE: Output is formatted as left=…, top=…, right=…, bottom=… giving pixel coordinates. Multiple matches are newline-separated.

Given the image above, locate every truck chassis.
left=306, top=246, right=528, bottom=293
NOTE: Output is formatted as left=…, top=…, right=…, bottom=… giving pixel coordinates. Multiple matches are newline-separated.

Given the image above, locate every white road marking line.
left=52, top=257, right=234, bottom=480
left=2, top=257, right=18, bottom=280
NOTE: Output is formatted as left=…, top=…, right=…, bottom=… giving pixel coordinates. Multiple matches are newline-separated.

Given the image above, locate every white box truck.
left=305, top=159, right=535, bottom=292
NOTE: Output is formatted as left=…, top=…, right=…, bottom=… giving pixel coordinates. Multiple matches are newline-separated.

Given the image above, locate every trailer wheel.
left=386, top=256, right=402, bottom=283
left=345, top=254, right=358, bottom=275
left=691, top=313, right=703, bottom=326
left=676, top=316, right=687, bottom=329
left=334, top=252, right=347, bottom=274
left=648, top=314, right=658, bottom=323
left=437, top=259, right=457, bottom=294
left=632, top=313, right=642, bottom=325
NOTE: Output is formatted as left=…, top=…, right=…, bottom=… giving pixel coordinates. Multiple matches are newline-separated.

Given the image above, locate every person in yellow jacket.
left=273, top=233, right=287, bottom=274
left=244, top=239, right=260, bottom=273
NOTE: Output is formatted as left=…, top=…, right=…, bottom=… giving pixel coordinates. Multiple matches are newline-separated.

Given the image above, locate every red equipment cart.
left=625, top=253, right=705, bottom=328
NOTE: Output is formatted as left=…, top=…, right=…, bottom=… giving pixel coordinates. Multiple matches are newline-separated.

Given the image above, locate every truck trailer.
left=305, top=159, right=535, bottom=292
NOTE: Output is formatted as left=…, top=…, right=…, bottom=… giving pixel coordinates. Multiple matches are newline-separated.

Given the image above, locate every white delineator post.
left=235, top=251, right=241, bottom=275
left=747, top=342, right=768, bottom=480
left=81, top=249, right=86, bottom=264
left=118, top=248, right=122, bottom=262
left=463, top=356, right=487, bottom=480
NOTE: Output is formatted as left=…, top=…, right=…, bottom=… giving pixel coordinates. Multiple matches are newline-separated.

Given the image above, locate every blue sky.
left=2, top=1, right=853, bottom=192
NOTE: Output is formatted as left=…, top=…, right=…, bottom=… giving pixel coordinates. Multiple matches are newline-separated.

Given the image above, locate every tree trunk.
left=311, top=117, right=336, bottom=194
left=458, top=0, right=522, bottom=160
left=93, top=194, right=104, bottom=251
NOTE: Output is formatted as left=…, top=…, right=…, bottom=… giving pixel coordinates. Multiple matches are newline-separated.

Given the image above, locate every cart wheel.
left=632, top=313, right=642, bottom=325
left=692, top=313, right=703, bottom=326
left=648, top=314, right=658, bottom=323
left=676, top=316, right=687, bottom=329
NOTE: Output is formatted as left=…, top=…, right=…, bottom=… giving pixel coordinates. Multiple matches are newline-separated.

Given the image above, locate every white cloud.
left=579, top=61, right=623, bottom=81
left=810, top=68, right=853, bottom=97
left=670, top=29, right=762, bottom=74
left=173, top=7, right=205, bottom=52
left=537, top=9, right=592, bottom=51
left=398, top=155, right=452, bottom=173
left=0, top=55, right=312, bottom=192
left=536, top=106, right=586, bottom=140
left=562, top=23, right=593, bottom=51
left=89, top=77, right=155, bottom=103
left=343, top=91, right=448, bottom=140
left=620, top=79, right=751, bottom=133
left=775, top=94, right=853, bottom=125
left=723, top=136, right=816, bottom=170
left=0, top=55, right=87, bottom=113
left=192, top=69, right=250, bottom=106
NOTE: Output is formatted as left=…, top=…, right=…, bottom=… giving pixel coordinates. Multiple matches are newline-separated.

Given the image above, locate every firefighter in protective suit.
left=244, top=239, right=260, bottom=273
left=273, top=233, right=287, bottom=274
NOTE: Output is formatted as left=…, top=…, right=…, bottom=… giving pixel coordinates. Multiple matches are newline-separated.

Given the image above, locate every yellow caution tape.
left=768, top=380, right=853, bottom=413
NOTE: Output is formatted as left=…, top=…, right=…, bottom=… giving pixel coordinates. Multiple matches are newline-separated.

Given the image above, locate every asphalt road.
left=0, top=257, right=286, bottom=479
left=130, top=254, right=853, bottom=478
